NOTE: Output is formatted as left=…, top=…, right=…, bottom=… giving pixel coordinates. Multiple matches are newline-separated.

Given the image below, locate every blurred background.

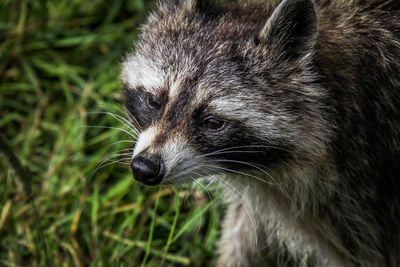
left=0, top=0, right=221, bottom=266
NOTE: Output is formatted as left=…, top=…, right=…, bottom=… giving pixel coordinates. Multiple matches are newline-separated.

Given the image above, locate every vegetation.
left=0, top=0, right=222, bottom=266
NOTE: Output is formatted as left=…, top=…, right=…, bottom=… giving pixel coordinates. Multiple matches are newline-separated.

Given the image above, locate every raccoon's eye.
left=201, top=118, right=226, bottom=131
left=147, top=94, right=161, bottom=110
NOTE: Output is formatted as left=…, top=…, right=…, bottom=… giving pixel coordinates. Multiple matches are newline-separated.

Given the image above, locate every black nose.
left=130, top=154, right=164, bottom=186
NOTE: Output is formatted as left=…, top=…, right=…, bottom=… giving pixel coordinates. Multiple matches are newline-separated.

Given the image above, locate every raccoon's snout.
left=130, top=153, right=165, bottom=186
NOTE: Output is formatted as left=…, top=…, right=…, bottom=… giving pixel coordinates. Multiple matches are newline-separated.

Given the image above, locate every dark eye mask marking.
left=123, top=85, right=167, bottom=129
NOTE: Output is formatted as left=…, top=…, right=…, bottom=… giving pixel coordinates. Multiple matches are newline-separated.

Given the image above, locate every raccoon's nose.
left=130, top=154, right=164, bottom=186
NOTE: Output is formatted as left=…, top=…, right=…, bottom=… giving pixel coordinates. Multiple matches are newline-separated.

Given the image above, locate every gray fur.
left=121, top=0, right=400, bottom=266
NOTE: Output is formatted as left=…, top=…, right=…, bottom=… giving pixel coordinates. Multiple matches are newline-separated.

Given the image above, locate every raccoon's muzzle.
left=130, top=153, right=165, bottom=186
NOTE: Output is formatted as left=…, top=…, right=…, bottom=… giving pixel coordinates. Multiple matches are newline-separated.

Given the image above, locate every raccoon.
left=120, top=0, right=400, bottom=266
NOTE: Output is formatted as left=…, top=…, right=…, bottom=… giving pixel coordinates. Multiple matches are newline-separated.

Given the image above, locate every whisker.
left=202, top=145, right=290, bottom=157
left=81, top=125, right=137, bottom=139
left=97, top=147, right=134, bottom=165
left=205, top=164, right=277, bottom=186
left=124, top=110, right=142, bottom=132
left=97, top=151, right=134, bottom=165
left=90, top=157, right=132, bottom=177
left=109, top=140, right=135, bottom=146
left=190, top=172, right=214, bottom=204
left=200, top=150, right=266, bottom=158
left=98, top=156, right=132, bottom=166
left=206, top=159, right=279, bottom=186
left=87, top=111, right=140, bottom=136
left=103, top=102, right=142, bottom=132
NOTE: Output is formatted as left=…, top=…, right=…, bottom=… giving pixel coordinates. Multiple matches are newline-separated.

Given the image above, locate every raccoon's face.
left=121, top=0, right=329, bottom=186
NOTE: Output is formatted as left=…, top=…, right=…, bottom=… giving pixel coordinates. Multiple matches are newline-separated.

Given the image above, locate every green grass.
left=0, top=0, right=222, bottom=266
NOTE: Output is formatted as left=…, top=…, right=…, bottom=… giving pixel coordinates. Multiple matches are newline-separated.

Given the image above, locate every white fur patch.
left=133, top=126, right=157, bottom=156
left=161, top=134, right=197, bottom=182
left=168, top=76, right=185, bottom=99
left=121, top=55, right=164, bottom=94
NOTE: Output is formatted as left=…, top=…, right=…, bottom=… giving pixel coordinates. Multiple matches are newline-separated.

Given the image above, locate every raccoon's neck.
left=220, top=161, right=354, bottom=265
left=223, top=160, right=340, bottom=215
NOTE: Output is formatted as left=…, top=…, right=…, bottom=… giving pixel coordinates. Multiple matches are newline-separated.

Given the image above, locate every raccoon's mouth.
left=130, top=153, right=165, bottom=186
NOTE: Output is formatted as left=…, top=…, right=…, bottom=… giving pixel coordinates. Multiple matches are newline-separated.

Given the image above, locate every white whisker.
left=205, top=164, right=277, bottom=186
left=202, top=145, right=290, bottom=157
left=90, top=157, right=132, bottom=176
left=81, top=125, right=137, bottom=139
left=206, top=159, right=280, bottom=186
left=99, top=102, right=143, bottom=132
left=87, top=111, right=140, bottom=136
left=190, top=172, right=214, bottom=204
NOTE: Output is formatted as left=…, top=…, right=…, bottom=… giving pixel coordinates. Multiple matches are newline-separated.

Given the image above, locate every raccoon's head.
left=121, top=0, right=331, bottom=186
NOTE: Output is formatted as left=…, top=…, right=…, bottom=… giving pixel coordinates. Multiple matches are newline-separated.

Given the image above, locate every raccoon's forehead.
left=121, top=54, right=166, bottom=95
left=122, top=55, right=200, bottom=101
left=121, top=43, right=237, bottom=98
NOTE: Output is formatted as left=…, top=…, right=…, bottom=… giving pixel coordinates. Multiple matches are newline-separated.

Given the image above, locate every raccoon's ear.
left=257, top=0, right=317, bottom=60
